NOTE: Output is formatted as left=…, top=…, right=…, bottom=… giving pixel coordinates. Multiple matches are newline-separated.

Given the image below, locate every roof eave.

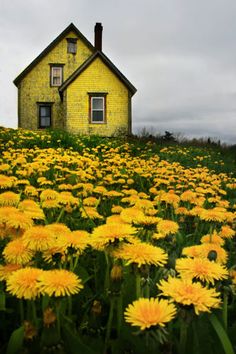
left=13, top=23, right=95, bottom=87
left=59, top=50, right=137, bottom=96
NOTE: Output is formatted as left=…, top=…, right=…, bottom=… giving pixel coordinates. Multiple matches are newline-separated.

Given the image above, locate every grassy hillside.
left=0, top=127, right=235, bottom=354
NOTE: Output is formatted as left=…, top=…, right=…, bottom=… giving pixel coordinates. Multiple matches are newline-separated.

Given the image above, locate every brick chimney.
left=94, top=22, right=103, bottom=51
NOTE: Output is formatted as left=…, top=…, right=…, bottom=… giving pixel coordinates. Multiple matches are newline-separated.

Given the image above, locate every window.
left=38, top=104, right=52, bottom=128
left=90, top=96, right=106, bottom=123
left=50, top=66, right=63, bottom=86
left=67, top=38, right=77, bottom=54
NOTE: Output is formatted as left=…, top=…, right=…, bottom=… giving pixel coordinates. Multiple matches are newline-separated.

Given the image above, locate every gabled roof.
left=13, top=23, right=95, bottom=87
left=59, top=51, right=137, bottom=96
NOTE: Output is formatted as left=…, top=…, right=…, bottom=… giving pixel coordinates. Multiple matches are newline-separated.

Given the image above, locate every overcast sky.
left=1, top=0, right=236, bottom=143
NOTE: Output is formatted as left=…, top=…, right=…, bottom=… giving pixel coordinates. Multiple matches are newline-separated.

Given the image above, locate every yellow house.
left=14, top=23, right=136, bottom=136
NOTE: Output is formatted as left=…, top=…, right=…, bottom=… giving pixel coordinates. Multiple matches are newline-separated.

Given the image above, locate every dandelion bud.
left=23, top=321, right=37, bottom=340
left=110, top=265, right=123, bottom=281
left=91, top=300, right=102, bottom=316
left=43, top=307, right=57, bottom=327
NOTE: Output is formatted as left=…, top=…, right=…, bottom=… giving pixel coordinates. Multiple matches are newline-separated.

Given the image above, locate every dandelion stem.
left=56, top=207, right=65, bottom=223
left=19, top=300, right=24, bottom=323
left=31, top=300, right=38, bottom=326
left=104, top=252, right=110, bottom=294
left=136, top=272, right=141, bottom=299
left=56, top=301, right=61, bottom=339
left=104, top=297, right=115, bottom=354
left=116, top=294, right=123, bottom=337
left=222, top=290, right=228, bottom=330
left=179, top=317, right=188, bottom=354
left=72, top=256, right=79, bottom=272
left=68, top=296, right=72, bottom=317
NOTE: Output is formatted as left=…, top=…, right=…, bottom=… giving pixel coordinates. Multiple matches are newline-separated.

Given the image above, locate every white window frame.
left=90, top=96, right=105, bottom=123
left=50, top=66, right=63, bottom=86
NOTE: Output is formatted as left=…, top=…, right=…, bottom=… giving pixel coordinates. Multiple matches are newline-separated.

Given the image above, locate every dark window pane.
left=40, top=117, right=51, bottom=127
left=40, top=106, right=50, bottom=117
left=92, top=98, right=103, bottom=110
left=53, top=77, right=61, bottom=85
left=39, top=105, right=51, bottom=128
left=92, top=110, right=104, bottom=122
left=68, top=42, right=76, bottom=53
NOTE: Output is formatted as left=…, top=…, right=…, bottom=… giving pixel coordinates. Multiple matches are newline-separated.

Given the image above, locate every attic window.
left=67, top=38, right=77, bottom=54
left=50, top=65, right=63, bottom=86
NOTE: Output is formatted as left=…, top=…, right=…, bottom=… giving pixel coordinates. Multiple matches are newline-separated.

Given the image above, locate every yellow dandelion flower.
left=175, top=207, right=190, bottom=216
left=81, top=206, right=103, bottom=220
left=124, top=298, right=177, bottom=330
left=5, top=210, right=34, bottom=231
left=157, top=220, right=179, bottom=236
left=189, top=206, right=204, bottom=217
left=0, top=192, right=20, bottom=206
left=18, top=200, right=45, bottom=220
left=3, top=238, right=34, bottom=265
left=182, top=244, right=228, bottom=264
left=106, top=215, right=128, bottom=224
left=113, top=241, right=167, bottom=267
left=111, top=205, right=123, bottom=214
left=160, top=192, right=180, bottom=208
left=24, top=186, right=38, bottom=197
left=0, top=263, right=22, bottom=281
left=122, top=189, right=138, bottom=196
left=199, top=208, right=226, bottom=223
left=121, top=207, right=160, bottom=226
left=91, top=223, right=136, bottom=249
left=200, top=232, right=224, bottom=245
left=7, top=267, right=43, bottom=299
left=0, top=174, right=14, bottom=189
left=83, top=197, right=99, bottom=207
left=152, top=233, right=166, bottom=240
left=45, top=223, right=71, bottom=237
left=62, top=230, right=90, bottom=254
left=40, top=189, right=60, bottom=202
left=120, top=208, right=144, bottom=224
left=38, top=269, right=83, bottom=297
left=180, top=190, right=196, bottom=202
left=22, top=225, right=56, bottom=251
left=41, top=199, right=60, bottom=209
left=121, top=193, right=138, bottom=204
left=105, top=190, right=124, bottom=198
left=175, top=257, right=228, bottom=284
left=0, top=207, right=18, bottom=223
left=134, top=199, right=154, bottom=211
left=93, top=186, right=107, bottom=195
left=219, top=225, right=235, bottom=239
left=158, top=277, right=221, bottom=314
left=59, top=192, right=79, bottom=206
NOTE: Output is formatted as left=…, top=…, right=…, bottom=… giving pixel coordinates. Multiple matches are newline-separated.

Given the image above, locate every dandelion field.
left=0, top=127, right=235, bottom=354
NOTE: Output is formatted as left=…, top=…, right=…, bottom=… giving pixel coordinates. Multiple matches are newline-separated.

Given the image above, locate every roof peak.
left=14, top=22, right=95, bottom=86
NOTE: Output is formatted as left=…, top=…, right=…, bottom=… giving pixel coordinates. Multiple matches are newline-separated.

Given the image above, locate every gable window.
left=89, top=94, right=107, bottom=123
left=67, top=38, right=77, bottom=54
left=38, top=104, right=52, bottom=128
left=50, top=65, right=63, bottom=86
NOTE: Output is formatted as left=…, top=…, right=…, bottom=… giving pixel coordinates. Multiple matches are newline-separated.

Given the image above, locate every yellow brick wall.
left=66, top=57, right=129, bottom=136
left=19, top=31, right=93, bottom=130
